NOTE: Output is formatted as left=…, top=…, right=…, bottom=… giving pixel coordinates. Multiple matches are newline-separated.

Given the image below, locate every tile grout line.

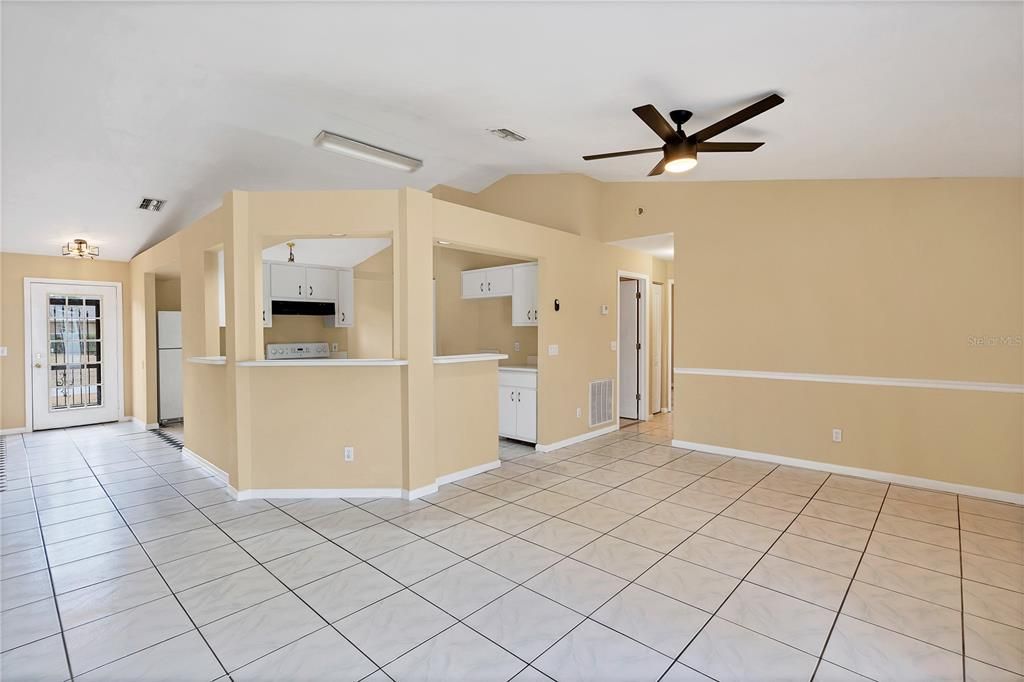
left=958, top=494, right=967, bottom=682
left=20, top=431, right=77, bottom=682
left=808, top=479, right=891, bottom=681
left=49, top=431, right=234, bottom=680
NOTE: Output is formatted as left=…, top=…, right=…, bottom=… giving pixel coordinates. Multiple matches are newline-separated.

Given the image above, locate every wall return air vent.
left=589, top=378, right=614, bottom=427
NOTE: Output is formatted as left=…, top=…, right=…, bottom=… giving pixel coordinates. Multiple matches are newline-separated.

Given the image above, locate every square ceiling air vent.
left=488, top=128, right=527, bottom=142
left=138, top=198, right=166, bottom=212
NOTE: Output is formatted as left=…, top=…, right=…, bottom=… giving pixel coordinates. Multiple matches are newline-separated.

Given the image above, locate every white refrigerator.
left=157, top=311, right=184, bottom=423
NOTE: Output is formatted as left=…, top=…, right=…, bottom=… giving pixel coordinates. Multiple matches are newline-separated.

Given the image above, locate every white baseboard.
left=232, top=460, right=502, bottom=502
left=237, top=487, right=403, bottom=501
left=181, top=446, right=236, bottom=495
left=535, top=424, right=619, bottom=453
left=672, top=439, right=1024, bottom=506
left=130, top=417, right=159, bottom=430
left=0, top=427, right=28, bottom=436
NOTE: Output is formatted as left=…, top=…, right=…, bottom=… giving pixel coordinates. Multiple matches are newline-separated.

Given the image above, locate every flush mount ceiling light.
left=62, top=239, right=99, bottom=259
left=138, top=198, right=165, bottom=211
left=488, top=128, right=527, bottom=142
left=313, top=130, right=423, bottom=172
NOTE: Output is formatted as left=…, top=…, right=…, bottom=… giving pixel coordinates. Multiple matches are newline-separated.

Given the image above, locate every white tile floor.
left=1, top=414, right=1022, bottom=681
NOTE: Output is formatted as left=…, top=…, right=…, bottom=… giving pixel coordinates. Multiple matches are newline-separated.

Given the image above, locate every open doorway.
left=618, top=272, right=648, bottom=422
left=155, top=275, right=183, bottom=429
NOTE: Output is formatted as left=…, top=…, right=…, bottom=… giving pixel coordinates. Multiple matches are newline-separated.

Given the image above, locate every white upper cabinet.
left=262, top=263, right=272, bottom=328
left=269, top=263, right=307, bottom=300
left=486, top=266, right=513, bottom=296
left=512, top=263, right=538, bottom=327
left=329, top=269, right=355, bottom=328
left=462, top=269, right=488, bottom=298
left=305, top=267, right=337, bottom=302
left=461, top=264, right=522, bottom=299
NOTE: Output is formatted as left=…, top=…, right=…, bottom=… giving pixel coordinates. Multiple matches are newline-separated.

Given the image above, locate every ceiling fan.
left=583, top=93, right=784, bottom=176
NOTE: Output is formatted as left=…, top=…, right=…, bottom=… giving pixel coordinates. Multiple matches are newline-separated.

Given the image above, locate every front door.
left=29, top=282, right=122, bottom=430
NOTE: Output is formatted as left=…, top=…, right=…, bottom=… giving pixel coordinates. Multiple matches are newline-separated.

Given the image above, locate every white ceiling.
left=2, top=2, right=1021, bottom=261
left=262, top=238, right=391, bottom=268
left=609, top=233, right=675, bottom=262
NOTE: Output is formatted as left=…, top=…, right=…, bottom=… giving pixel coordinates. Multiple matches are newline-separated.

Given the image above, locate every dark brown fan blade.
left=696, top=142, right=765, bottom=152
left=633, top=105, right=681, bottom=144
left=692, top=94, right=784, bottom=143
left=647, top=157, right=667, bottom=176
left=582, top=147, right=663, bottom=161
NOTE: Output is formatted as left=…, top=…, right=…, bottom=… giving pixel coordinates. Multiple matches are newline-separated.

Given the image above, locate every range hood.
left=271, top=300, right=336, bottom=316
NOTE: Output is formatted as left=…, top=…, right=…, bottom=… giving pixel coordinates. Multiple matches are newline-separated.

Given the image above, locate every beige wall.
left=154, top=277, right=181, bottom=311
left=246, top=366, right=405, bottom=489
left=434, top=246, right=538, bottom=365
left=433, top=200, right=663, bottom=445
left=263, top=316, right=347, bottom=349
left=625, top=178, right=1022, bottom=494
left=349, top=246, right=394, bottom=358
left=434, top=175, right=1022, bottom=494
left=0, top=253, right=133, bottom=431
left=434, top=361, right=500, bottom=478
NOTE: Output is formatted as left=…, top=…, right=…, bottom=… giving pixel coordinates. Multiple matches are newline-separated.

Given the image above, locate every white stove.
left=266, top=342, right=330, bottom=360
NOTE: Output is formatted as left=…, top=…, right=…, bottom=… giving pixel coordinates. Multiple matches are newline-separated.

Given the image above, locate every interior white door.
left=618, top=280, right=639, bottom=420
left=651, top=283, right=663, bottom=414
left=30, top=282, right=121, bottom=430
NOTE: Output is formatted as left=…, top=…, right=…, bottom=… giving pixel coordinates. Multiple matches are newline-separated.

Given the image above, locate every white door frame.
left=23, top=277, right=125, bottom=432
left=651, top=282, right=664, bottom=414
left=668, top=278, right=674, bottom=413
left=616, top=270, right=649, bottom=422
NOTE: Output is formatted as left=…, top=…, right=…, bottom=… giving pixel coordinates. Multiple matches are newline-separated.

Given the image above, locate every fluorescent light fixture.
left=313, top=130, right=422, bottom=172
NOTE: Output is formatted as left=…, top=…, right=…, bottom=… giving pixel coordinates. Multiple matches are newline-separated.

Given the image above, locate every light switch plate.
left=0, top=346, right=7, bottom=357
left=610, top=341, right=617, bottom=351
left=548, top=344, right=559, bottom=356
left=600, top=304, right=609, bottom=315
left=514, top=341, right=521, bottom=352
left=832, top=429, right=843, bottom=443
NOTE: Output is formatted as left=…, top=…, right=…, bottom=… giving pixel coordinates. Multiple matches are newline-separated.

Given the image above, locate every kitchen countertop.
left=238, top=358, right=408, bottom=367
left=187, top=356, right=227, bottom=365
left=498, top=365, right=538, bottom=373
left=434, top=353, right=509, bottom=364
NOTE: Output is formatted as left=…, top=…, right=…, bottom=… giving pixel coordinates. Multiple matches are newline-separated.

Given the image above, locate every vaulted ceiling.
left=3, top=2, right=1021, bottom=260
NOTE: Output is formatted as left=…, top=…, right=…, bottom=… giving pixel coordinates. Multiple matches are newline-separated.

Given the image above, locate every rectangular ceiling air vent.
left=138, top=198, right=166, bottom=212
left=488, top=128, right=527, bottom=142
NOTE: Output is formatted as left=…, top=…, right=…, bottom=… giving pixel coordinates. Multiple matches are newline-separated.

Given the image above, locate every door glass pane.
left=47, top=294, right=103, bottom=411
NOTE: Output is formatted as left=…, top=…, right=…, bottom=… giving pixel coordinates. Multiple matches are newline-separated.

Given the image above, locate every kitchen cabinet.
left=461, top=265, right=514, bottom=299
left=269, top=263, right=308, bottom=300
left=326, top=268, right=355, bottom=328
left=512, top=263, right=538, bottom=327
left=498, top=369, right=537, bottom=443
left=305, top=267, right=338, bottom=302
left=262, top=263, right=272, bottom=328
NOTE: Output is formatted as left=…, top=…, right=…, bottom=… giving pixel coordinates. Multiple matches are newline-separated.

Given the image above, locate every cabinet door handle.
left=309, top=285, right=313, bottom=297
left=480, top=282, right=484, bottom=292
left=487, top=282, right=491, bottom=291
left=511, top=391, right=515, bottom=401
left=298, top=284, right=302, bottom=296
left=341, top=312, right=345, bottom=322
left=527, top=310, right=532, bottom=321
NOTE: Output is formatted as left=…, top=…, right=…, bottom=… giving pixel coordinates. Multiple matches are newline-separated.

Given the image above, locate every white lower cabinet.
left=498, top=370, right=537, bottom=443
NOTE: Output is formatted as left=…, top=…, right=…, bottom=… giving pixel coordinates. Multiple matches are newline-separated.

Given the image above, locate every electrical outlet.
left=832, top=429, right=843, bottom=443
left=0, top=346, right=7, bottom=357
left=331, top=343, right=339, bottom=352
left=344, top=446, right=354, bottom=462
left=514, top=341, right=520, bottom=352
left=548, top=344, right=559, bottom=356
left=576, top=407, right=582, bottom=419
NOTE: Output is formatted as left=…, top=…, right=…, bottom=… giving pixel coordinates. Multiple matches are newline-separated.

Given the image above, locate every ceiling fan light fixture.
left=313, top=130, right=423, bottom=173
left=62, top=239, right=99, bottom=259
left=664, top=156, right=698, bottom=173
